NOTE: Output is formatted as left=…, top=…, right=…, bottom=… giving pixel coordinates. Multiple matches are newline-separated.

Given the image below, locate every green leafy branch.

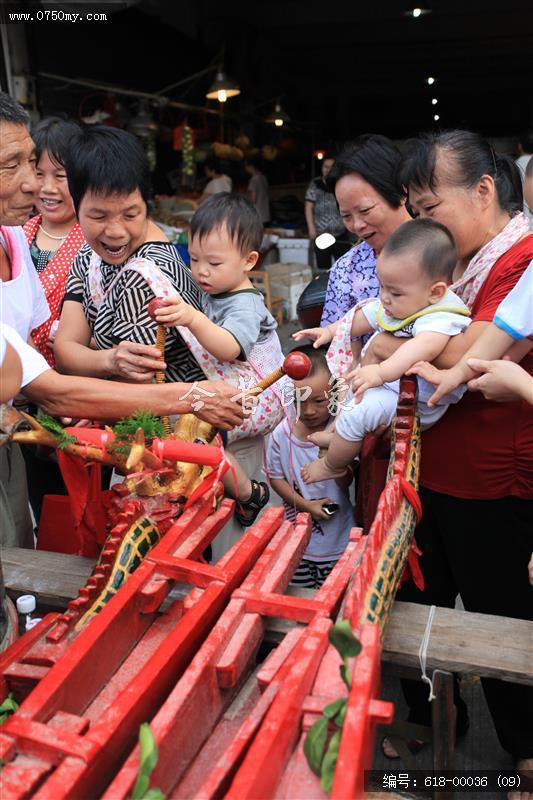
left=112, top=411, right=167, bottom=455
left=0, top=693, right=19, bottom=725
left=37, top=413, right=76, bottom=450
left=303, top=620, right=362, bottom=794
left=131, top=723, right=165, bottom=800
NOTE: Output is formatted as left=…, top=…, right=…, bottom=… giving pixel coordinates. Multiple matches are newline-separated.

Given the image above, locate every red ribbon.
left=399, top=476, right=425, bottom=591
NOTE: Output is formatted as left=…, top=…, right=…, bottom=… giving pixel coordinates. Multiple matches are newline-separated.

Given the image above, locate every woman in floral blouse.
left=321, top=135, right=411, bottom=325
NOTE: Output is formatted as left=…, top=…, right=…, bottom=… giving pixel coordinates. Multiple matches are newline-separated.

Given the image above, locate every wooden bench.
left=1, top=547, right=95, bottom=609
left=2, top=547, right=531, bottom=797
left=2, top=548, right=531, bottom=688
left=1, top=548, right=533, bottom=800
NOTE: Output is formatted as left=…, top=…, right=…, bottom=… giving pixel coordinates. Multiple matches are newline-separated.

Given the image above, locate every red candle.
left=151, top=438, right=223, bottom=466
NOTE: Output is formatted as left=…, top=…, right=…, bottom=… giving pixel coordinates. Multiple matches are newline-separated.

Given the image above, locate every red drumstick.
left=252, top=351, right=312, bottom=393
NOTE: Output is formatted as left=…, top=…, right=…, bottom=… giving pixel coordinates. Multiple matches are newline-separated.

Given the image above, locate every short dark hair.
left=32, top=116, right=82, bottom=167
left=244, top=155, right=263, bottom=171
left=382, top=218, right=457, bottom=282
left=64, top=126, right=151, bottom=213
left=0, top=91, right=29, bottom=126
left=518, top=131, right=533, bottom=154
left=288, top=344, right=330, bottom=378
left=204, top=155, right=223, bottom=174
left=399, top=130, right=523, bottom=216
left=326, top=134, right=405, bottom=208
left=525, top=155, right=533, bottom=179
left=190, top=192, right=263, bottom=253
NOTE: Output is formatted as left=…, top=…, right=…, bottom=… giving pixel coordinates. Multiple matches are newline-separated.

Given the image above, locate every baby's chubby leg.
left=302, top=385, right=398, bottom=485
left=307, top=420, right=336, bottom=456
left=307, top=429, right=334, bottom=447
left=335, top=384, right=398, bottom=443
left=307, top=429, right=334, bottom=449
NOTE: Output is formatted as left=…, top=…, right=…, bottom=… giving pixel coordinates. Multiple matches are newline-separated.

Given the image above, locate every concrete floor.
left=372, top=672, right=515, bottom=800
left=278, top=319, right=303, bottom=355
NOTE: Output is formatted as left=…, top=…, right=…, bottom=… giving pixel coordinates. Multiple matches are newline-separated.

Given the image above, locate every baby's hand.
left=153, top=295, right=198, bottom=328
left=292, top=326, right=333, bottom=348
left=347, top=364, right=383, bottom=402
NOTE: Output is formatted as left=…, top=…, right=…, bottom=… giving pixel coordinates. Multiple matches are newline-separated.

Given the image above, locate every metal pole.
left=154, top=64, right=215, bottom=96
left=38, top=71, right=220, bottom=116
left=0, top=23, right=14, bottom=95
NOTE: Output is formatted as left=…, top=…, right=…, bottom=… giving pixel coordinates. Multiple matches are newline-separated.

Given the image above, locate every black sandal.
left=234, top=480, right=270, bottom=527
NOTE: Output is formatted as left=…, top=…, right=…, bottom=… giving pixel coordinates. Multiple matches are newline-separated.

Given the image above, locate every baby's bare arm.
left=378, top=332, right=451, bottom=383
left=155, top=296, right=241, bottom=360
left=350, top=308, right=374, bottom=338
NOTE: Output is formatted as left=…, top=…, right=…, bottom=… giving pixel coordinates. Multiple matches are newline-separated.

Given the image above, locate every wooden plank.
left=2, top=548, right=531, bottom=688
left=266, top=601, right=533, bottom=686
left=431, top=670, right=455, bottom=800
left=0, top=552, right=313, bottom=613
left=383, top=601, right=533, bottom=687
left=0, top=547, right=95, bottom=608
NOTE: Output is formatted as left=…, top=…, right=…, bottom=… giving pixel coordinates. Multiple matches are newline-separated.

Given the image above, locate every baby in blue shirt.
left=154, top=193, right=284, bottom=527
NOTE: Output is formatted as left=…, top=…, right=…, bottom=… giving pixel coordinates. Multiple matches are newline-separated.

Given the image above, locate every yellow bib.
left=376, top=303, right=471, bottom=333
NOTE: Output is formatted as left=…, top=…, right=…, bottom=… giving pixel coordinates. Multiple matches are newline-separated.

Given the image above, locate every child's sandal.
left=234, top=480, right=270, bottom=527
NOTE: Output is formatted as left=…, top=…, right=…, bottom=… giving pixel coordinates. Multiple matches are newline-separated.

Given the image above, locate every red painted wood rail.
left=0, top=500, right=286, bottom=799
left=0, top=377, right=420, bottom=799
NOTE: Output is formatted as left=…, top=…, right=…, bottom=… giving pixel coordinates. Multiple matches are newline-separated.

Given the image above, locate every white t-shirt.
left=266, top=418, right=354, bottom=562
left=0, top=321, right=49, bottom=393
left=204, top=175, right=232, bottom=195
left=0, top=226, right=50, bottom=340
left=493, top=262, right=533, bottom=340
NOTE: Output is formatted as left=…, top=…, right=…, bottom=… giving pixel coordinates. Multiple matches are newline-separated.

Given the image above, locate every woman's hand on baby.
left=407, top=361, right=464, bottom=407
left=153, top=296, right=198, bottom=328
left=292, top=326, right=332, bottom=348
left=347, top=364, right=383, bottom=402
left=107, top=341, right=166, bottom=382
left=305, top=497, right=334, bottom=522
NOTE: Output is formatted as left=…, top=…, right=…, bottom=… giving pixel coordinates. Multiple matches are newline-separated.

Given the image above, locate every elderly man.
left=0, top=92, right=245, bottom=548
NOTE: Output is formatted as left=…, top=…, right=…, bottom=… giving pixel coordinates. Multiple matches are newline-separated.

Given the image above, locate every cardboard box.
left=267, top=263, right=312, bottom=321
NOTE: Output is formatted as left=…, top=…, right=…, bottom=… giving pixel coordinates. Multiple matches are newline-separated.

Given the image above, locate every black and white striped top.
left=65, top=241, right=206, bottom=383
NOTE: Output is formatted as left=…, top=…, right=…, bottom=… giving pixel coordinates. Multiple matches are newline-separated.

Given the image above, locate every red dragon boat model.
left=0, top=371, right=421, bottom=799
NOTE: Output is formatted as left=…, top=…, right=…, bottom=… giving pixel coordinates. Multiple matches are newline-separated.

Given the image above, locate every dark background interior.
left=7, top=0, right=533, bottom=188
left=29, top=0, right=533, bottom=136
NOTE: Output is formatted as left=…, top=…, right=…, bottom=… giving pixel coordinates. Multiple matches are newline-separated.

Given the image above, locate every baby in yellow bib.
left=293, top=218, right=471, bottom=484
